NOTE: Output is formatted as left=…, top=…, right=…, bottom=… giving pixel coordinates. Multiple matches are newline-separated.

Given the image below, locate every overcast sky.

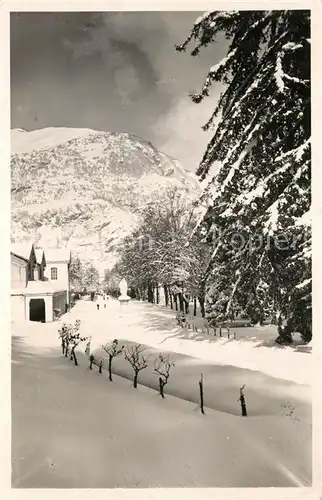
left=11, top=12, right=227, bottom=172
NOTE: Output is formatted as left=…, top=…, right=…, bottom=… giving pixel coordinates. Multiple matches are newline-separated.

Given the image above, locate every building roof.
left=11, top=242, right=33, bottom=261
left=11, top=286, right=27, bottom=295
left=43, top=247, right=71, bottom=263
left=25, top=280, right=59, bottom=295
left=34, top=248, right=46, bottom=265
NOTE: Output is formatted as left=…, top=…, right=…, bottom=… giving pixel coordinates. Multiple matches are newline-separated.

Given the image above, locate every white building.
left=11, top=243, right=71, bottom=323
left=43, top=248, right=71, bottom=308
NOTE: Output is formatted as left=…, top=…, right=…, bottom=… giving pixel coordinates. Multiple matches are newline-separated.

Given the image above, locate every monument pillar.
left=118, top=278, right=131, bottom=305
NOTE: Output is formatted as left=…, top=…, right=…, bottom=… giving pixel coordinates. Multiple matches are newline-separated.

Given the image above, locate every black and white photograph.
left=8, top=5, right=313, bottom=491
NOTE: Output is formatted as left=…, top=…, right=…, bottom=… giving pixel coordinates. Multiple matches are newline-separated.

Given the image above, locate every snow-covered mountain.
left=11, top=127, right=200, bottom=272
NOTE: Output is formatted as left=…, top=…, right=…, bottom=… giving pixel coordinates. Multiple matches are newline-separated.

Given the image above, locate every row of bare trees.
left=112, top=187, right=212, bottom=318
left=101, top=340, right=175, bottom=398
left=58, top=328, right=175, bottom=400
left=58, top=325, right=248, bottom=415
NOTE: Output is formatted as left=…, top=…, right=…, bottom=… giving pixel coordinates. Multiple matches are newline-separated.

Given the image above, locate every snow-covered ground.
left=51, top=298, right=312, bottom=387
left=12, top=298, right=312, bottom=387
left=11, top=331, right=311, bottom=487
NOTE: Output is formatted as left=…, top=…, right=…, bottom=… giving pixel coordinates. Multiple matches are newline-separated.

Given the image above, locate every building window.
left=51, top=267, right=58, bottom=280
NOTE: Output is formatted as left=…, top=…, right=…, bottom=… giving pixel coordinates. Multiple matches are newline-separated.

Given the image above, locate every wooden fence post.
left=199, top=373, right=205, bottom=415
left=238, top=385, right=247, bottom=416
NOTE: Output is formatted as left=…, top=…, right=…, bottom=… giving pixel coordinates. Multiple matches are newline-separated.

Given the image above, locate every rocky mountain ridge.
left=11, top=127, right=200, bottom=272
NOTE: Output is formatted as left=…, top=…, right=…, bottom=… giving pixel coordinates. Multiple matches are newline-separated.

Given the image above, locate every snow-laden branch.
left=225, top=271, right=242, bottom=317
left=283, top=73, right=309, bottom=86
left=193, top=11, right=212, bottom=26
left=295, top=278, right=311, bottom=289
left=275, top=52, right=285, bottom=92
left=194, top=49, right=237, bottom=99
left=275, top=137, right=311, bottom=162
left=218, top=121, right=262, bottom=193
left=282, top=42, right=303, bottom=51
left=294, top=209, right=311, bottom=227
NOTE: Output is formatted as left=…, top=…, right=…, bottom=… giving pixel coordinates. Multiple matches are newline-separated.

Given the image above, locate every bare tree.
left=58, top=319, right=87, bottom=366
left=238, top=384, right=247, bottom=416
left=124, top=344, right=149, bottom=388
left=58, top=323, right=69, bottom=355
left=153, top=354, right=175, bottom=398
left=102, top=339, right=124, bottom=381
left=199, top=373, right=205, bottom=414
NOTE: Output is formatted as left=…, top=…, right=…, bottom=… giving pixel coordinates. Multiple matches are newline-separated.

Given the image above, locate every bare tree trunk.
left=164, top=285, right=169, bottom=307
left=199, top=373, right=205, bottom=415
left=178, top=293, right=184, bottom=313
left=61, top=340, right=65, bottom=355
left=169, top=291, right=173, bottom=309
left=133, top=372, right=138, bottom=388
left=174, top=294, right=178, bottom=311
left=72, top=347, right=78, bottom=366
left=147, top=283, right=154, bottom=303
left=198, top=295, right=205, bottom=318
left=159, top=378, right=165, bottom=399
left=184, top=295, right=189, bottom=314
left=108, top=354, right=113, bottom=381
left=241, top=398, right=247, bottom=416
left=239, top=386, right=248, bottom=416
left=65, top=343, right=69, bottom=358
left=193, top=296, right=197, bottom=317
left=156, top=284, right=160, bottom=304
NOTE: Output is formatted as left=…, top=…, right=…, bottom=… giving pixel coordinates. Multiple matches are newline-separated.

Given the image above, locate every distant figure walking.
left=97, top=303, right=100, bottom=311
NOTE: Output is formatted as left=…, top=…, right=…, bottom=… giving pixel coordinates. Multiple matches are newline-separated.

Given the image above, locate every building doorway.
left=29, top=298, right=46, bottom=322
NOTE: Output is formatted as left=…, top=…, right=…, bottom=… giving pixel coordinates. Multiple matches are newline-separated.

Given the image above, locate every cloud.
left=72, top=12, right=227, bottom=172
left=153, top=93, right=220, bottom=171
left=12, top=12, right=228, bottom=174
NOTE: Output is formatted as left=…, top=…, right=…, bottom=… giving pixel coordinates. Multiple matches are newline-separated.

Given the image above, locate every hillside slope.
left=11, top=127, right=200, bottom=271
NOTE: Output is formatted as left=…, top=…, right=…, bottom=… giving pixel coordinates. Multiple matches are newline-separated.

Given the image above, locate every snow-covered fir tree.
left=177, top=10, right=311, bottom=342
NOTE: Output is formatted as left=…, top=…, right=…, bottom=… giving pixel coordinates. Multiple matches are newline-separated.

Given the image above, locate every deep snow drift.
left=12, top=330, right=311, bottom=487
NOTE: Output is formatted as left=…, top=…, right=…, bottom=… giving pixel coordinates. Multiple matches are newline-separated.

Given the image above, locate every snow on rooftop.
left=11, top=242, right=33, bottom=260
left=26, top=280, right=61, bottom=295
left=44, top=247, right=71, bottom=262
left=34, top=248, right=45, bottom=264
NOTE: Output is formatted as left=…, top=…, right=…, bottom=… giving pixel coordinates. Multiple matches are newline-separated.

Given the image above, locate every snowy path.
left=12, top=334, right=311, bottom=488
left=67, top=298, right=312, bottom=386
